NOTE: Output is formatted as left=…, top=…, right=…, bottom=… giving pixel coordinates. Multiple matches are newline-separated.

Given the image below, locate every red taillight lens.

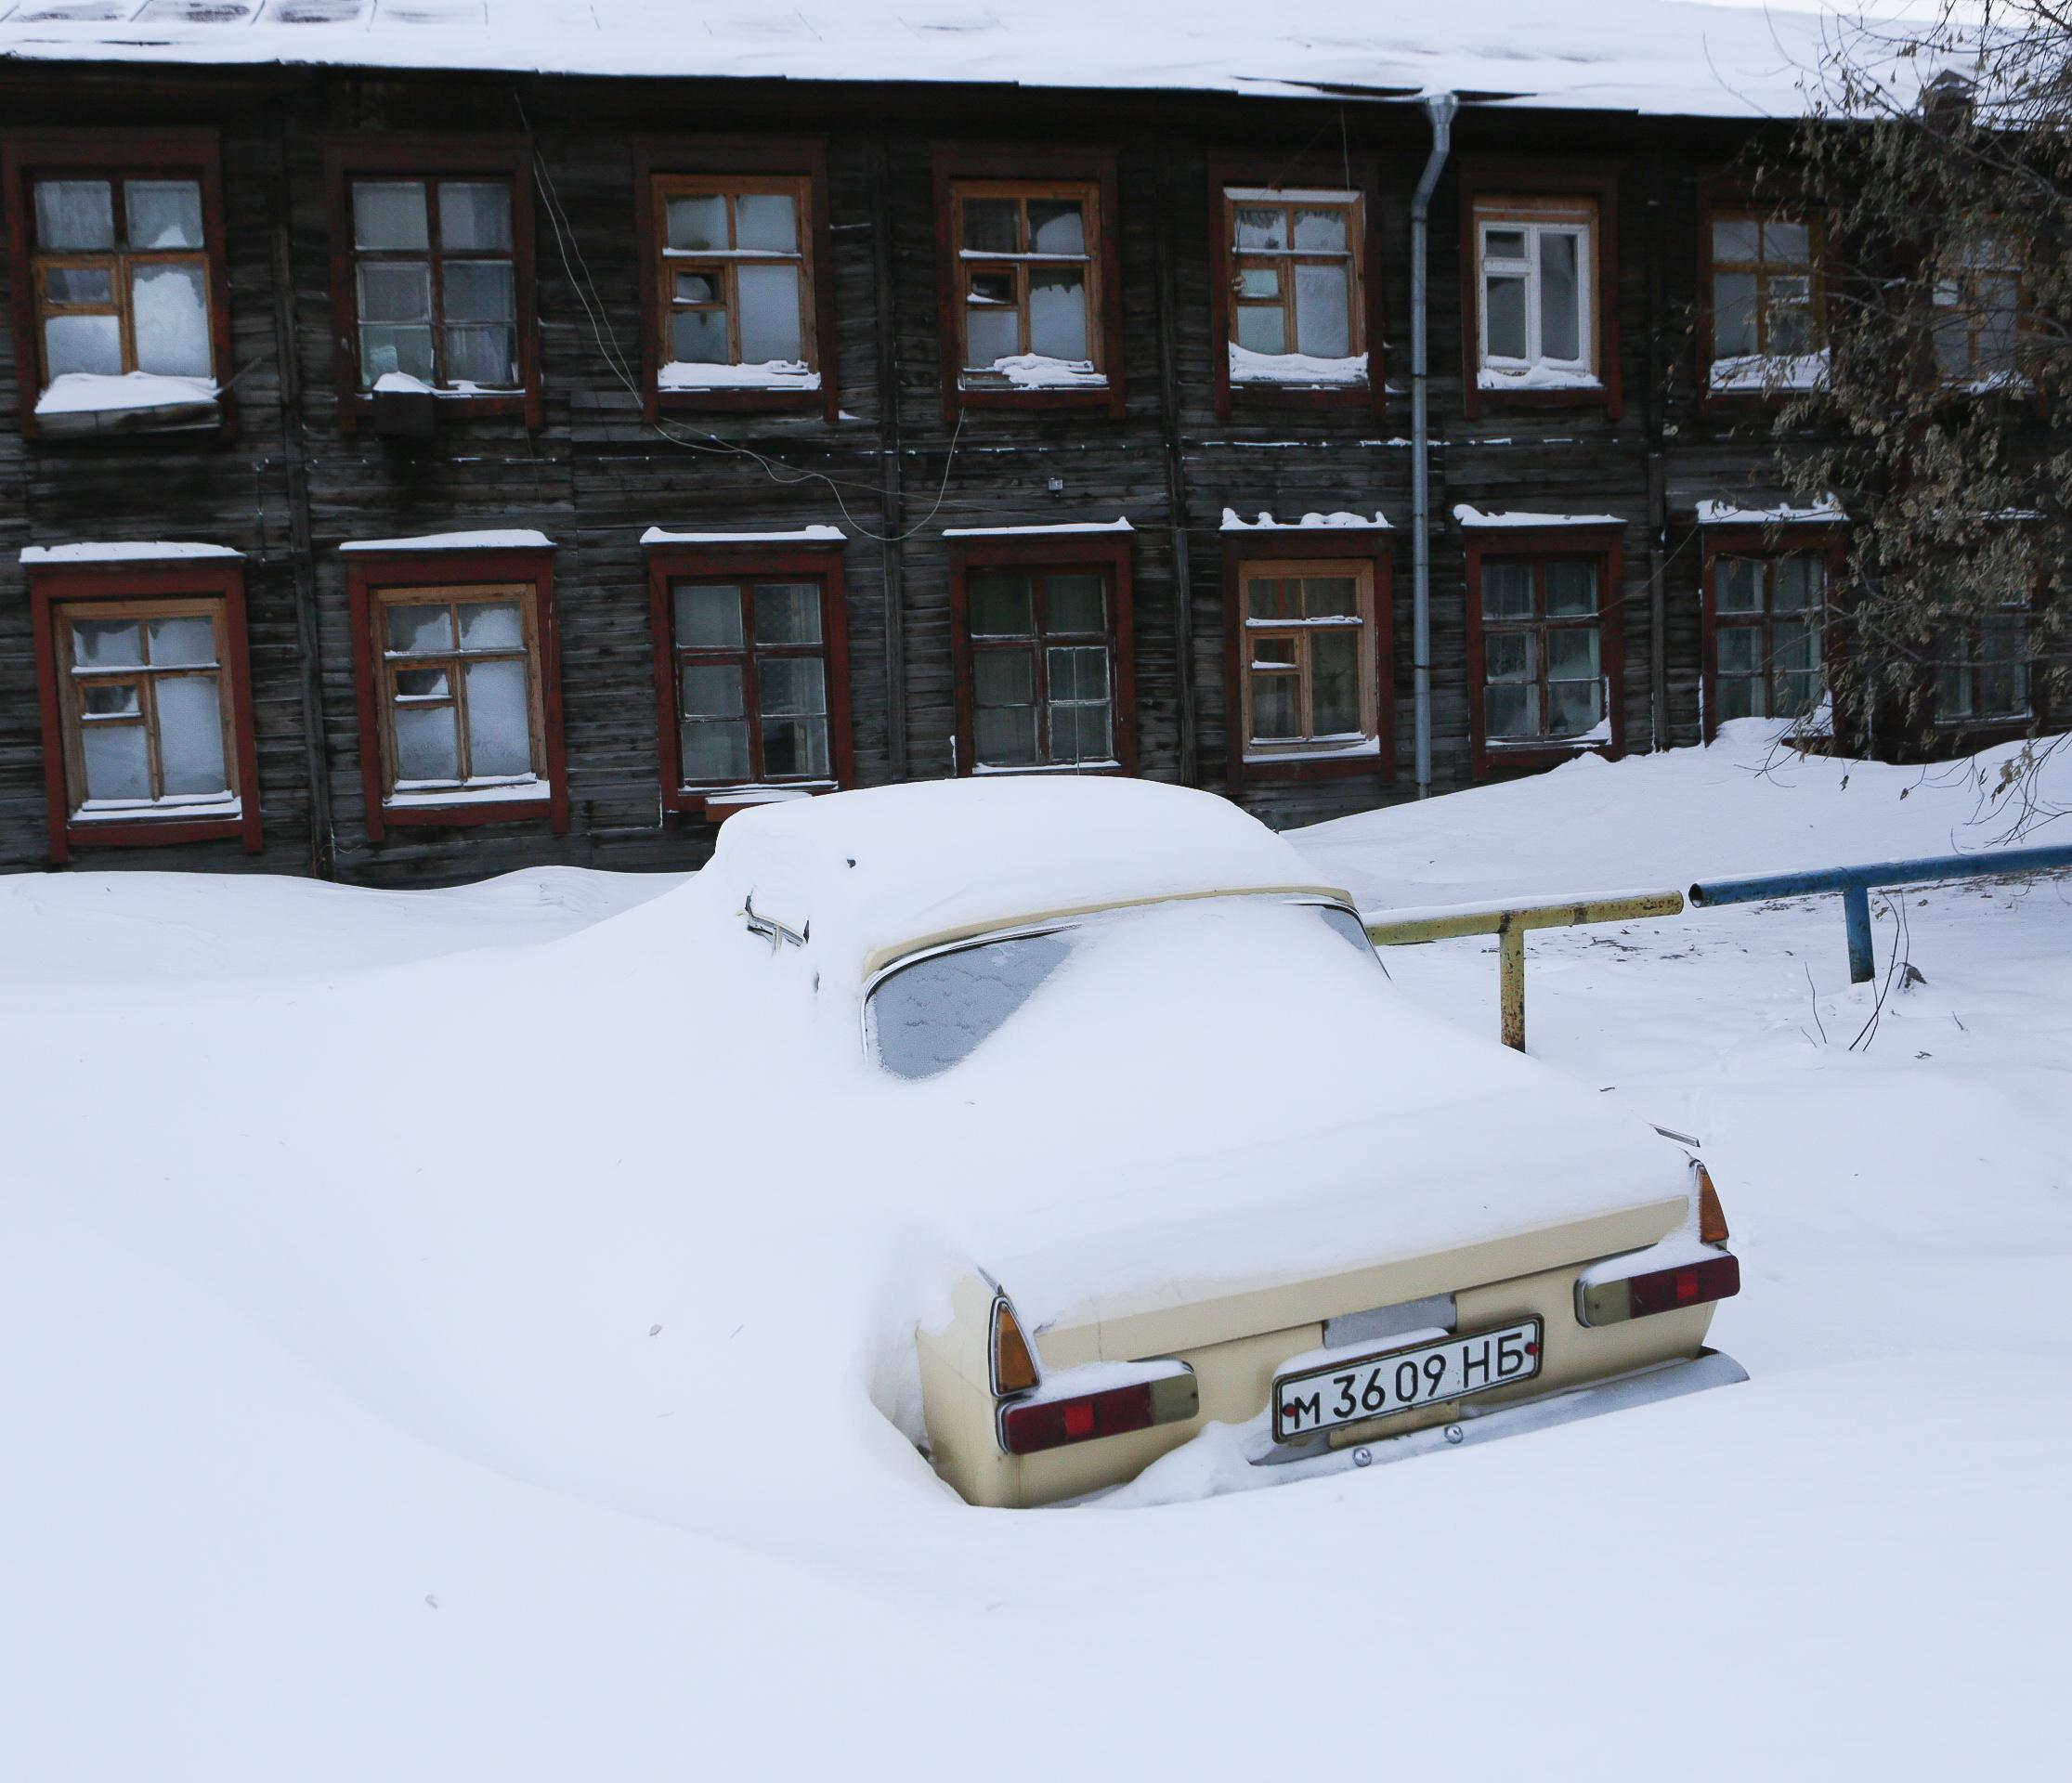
left=1626, top=1253, right=1740, bottom=1319
left=1000, top=1382, right=1156, bottom=1456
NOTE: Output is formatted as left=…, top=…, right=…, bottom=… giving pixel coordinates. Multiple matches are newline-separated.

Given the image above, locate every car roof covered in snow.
left=0, top=2, right=1932, bottom=122
left=706, top=776, right=1348, bottom=977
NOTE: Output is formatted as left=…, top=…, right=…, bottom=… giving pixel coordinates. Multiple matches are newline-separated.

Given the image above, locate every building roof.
left=0, top=1, right=1921, bottom=120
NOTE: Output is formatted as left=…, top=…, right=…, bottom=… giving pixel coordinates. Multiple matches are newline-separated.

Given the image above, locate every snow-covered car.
left=699, top=776, right=1744, bottom=1509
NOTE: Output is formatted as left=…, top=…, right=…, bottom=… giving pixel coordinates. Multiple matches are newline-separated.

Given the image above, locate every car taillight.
left=997, top=1370, right=1199, bottom=1457
left=1577, top=1253, right=1740, bottom=1328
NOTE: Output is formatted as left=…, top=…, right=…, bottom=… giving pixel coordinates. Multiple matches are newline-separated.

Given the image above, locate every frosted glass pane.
left=46, top=267, right=111, bottom=304
left=125, top=180, right=203, bottom=250
left=1540, top=232, right=1580, bottom=361
left=1549, top=679, right=1601, bottom=735
left=962, top=198, right=1019, bottom=254
left=1714, top=273, right=1758, bottom=356
left=1293, top=207, right=1348, bottom=251
left=1028, top=267, right=1087, bottom=360
left=353, top=181, right=429, bottom=251
left=1238, top=267, right=1280, bottom=299
left=464, top=658, right=531, bottom=776
left=735, top=192, right=798, bottom=253
left=1546, top=562, right=1596, bottom=617
left=1712, top=217, right=1761, bottom=262
left=82, top=722, right=150, bottom=801
left=394, top=667, right=449, bottom=698
left=437, top=181, right=512, bottom=252
left=1027, top=201, right=1084, bottom=254
left=83, top=683, right=138, bottom=716
left=761, top=716, right=828, bottom=778
left=155, top=675, right=228, bottom=795
left=969, top=574, right=1033, bottom=636
left=385, top=603, right=453, bottom=654
left=975, top=705, right=1038, bottom=766
left=360, top=326, right=434, bottom=384
left=737, top=263, right=802, bottom=362
left=1484, top=273, right=1526, bottom=360
left=442, top=324, right=517, bottom=386
left=681, top=662, right=744, bottom=719
left=1234, top=208, right=1284, bottom=251
left=1236, top=306, right=1285, bottom=354
left=46, top=313, right=122, bottom=378
left=666, top=194, right=728, bottom=253
left=681, top=719, right=749, bottom=781
left=674, top=583, right=743, bottom=648
left=131, top=264, right=212, bottom=378
left=458, top=602, right=522, bottom=650
left=1481, top=563, right=1534, bottom=619
left=757, top=656, right=826, bottom=718
left=1046, top=573, right=1104, bottom=633
left=1310, top=630, right=1361, bottom=735
left=72, top=618, right=143, bottom=668
left=1295, top=263, right=1350, bottom=357
left=966, top=304, right=1018, bottom=369
left=35, top=180, right=114, bottom=251
left=975, top=649, right=1034, bottom=706
left=672, top=309, right=729, bottom=364
left=442, top=260, right=514, bottom=322
left=1250, top=671, right=1298, bottom=740
left=358, top=261, right=431, bottom=323
left=1764, top=220, right=1811, bottom=264
left=147, top=616, right=215, bottom=667
left=393, top=702, right=459, bottom=781
left=752, top=582, right=820, bottom=645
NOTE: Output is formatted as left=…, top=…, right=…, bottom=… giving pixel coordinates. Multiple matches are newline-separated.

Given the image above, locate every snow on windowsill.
left=1488, top=722, right=1611, bottom=752
left=659, top=360, right=823, bottom=393
left=370, top=371, right=521, bottom=399
left=1221, top=508, right=1389, bottom=533
left=971, top=761, right=1122, bottom=776
left=1245, top=737, right=1382, bottom=764
left=962, top=354, right=1108, bottom=391
left=642, top=525, right=844, bottom=547
left=1696, top=497, right=1846, bottom=527
left=1228, top=345, right=1369, bottom=388
left=1453, top=505, right=1622, bottom=529
left=34, top=371, right=219, bottom=420
left=71, top=794, right=241, bottom=823
left=1708, top=350, right=1830, bottom=394
left=22, top=540, right=243, bottom=565
left=340, top=529, right=554, bottom=554
left=690, top=782, right=834, bottom=806
left=941, top=518, right=1132, bottom=538
left=384, top=777, right=551, bottom=810
left=1476, top=364, right=1603, bottom=393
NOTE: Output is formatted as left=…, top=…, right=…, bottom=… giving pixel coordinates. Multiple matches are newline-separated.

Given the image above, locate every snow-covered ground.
left=4, top=723, right=2067, bottom=1779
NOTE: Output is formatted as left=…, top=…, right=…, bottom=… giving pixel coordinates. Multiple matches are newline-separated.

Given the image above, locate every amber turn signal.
left=1695, top=1163, right=1731, bottom=1244
left=990, top=1295, right=1038, bottom=1396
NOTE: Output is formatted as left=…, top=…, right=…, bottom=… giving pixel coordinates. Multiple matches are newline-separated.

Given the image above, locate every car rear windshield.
left=867, top=900, right=1373, bottom=1081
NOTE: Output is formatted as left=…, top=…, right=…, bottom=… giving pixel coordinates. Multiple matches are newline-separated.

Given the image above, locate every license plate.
left=1271, top=1319, right=1543, bottom=1442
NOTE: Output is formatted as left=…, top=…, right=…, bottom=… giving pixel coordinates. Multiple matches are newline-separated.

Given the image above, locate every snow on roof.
left=640, top=525, right=844, bottom=546
left=1221, top=508, right=1390, bottom=532
left=1696, top=497, right=1848, bottom=526
left=337, top=527, right=554, bottom=553
left=1453, top=505, right=1625, bottom=528
left=939, top=518, right=1132, bottom=538
left=0, top=2, right=1923, bottom=121
left=20, top=540, right=242, bottom=564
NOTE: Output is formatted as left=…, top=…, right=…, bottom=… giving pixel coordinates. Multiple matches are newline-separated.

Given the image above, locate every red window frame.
left=2, top=129, right=235, bottom=439
left=1205, top=154, right=1387, bottom=421
left=932, top=144, right=1126, bottom=423
left=948, top=533, right=1137, bottom=777
left=1699, top=527, right=1848, bottom=742
left=1456, top=160, right=1622, bottom=421
left=1464, top=526, right=1626, bottom=776
left=28, top=556, right=262, bottom=862
left=1220, top=531, right=1396, bottom=787
left=1696, top=178, right=1829, bottom=414
left=345, top=545, right=568, bottom=839
left=321, top=135, right=543, bottom=433
left=645, top=538, right=856, bottom=820
left=631, top=137, right=840, bottom=423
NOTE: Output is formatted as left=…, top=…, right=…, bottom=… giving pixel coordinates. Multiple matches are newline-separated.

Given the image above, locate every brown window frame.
left=29, top=557, right=262, bottom=862
left=1700, top=528, right=1847, bottom=741
left=322, top=135, right=542, bottom=433
left=1931, top=231, right=2028, bottom=393
left=3, top=129, right=234, bottom=439
left=1207, top=155, right=1385, bottom=419
left=932, top=145, right=1125, bottom=422
left=1457, top=162, right=1621, bottom=420
left=345, top=545, right=567, bottom=840
left=1932, top=600, right=2039, bottom=735
left=1697, top=182, right=1828, bottom=410
left=645, top=538, right=856, bottom=820
left=1464, top=526, right=1626, bottom=776
left=632, top=138, right=839, bottom=422
left=948, top=533, right=1137, bottom=777
left=1222, top=540, right=1395, bottom=787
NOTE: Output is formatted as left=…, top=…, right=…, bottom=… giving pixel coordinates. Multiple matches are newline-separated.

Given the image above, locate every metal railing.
left=1688, top=843, right=2072, bottom=983
left=1365, top=891, right=1687, bottom=1051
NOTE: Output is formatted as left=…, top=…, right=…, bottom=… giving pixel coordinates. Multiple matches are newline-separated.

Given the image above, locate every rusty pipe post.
left=1498, top=918, right=1526, bottom=1050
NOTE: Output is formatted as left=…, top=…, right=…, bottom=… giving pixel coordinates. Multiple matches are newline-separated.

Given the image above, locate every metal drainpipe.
left=1410, top=93, right=1457, bottom=800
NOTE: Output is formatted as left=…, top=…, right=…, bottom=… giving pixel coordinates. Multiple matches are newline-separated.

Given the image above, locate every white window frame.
left=1476, top=204, right=1596, bottom=384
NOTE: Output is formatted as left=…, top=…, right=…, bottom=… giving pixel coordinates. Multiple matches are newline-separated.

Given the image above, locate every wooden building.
left=0, top=4, right=2039, bottom=882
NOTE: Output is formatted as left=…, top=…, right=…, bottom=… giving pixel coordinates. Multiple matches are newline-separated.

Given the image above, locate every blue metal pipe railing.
left=1688, top=843, right=2072, bottom=983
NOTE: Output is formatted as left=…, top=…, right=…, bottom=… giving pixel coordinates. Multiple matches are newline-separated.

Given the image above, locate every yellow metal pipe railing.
left=1364, top=891, right=1686, bottom=1051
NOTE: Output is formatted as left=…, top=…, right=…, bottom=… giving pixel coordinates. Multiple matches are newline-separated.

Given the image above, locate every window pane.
left=1236, top=306, right=1286, bottom=355
left=1028, top=267, right=1088, bottom=361
left=81, top=721, right=150, bottom=801
left=1763, top=220, right=1811, bottom=265
left=457, top=602, right=523, bottom=651
left=1485, top=683, right=1539, bottom=739
left=675, top=271, right=721, bottom=305
left=360, top=325, right=435, bottom=384
left=46, top=313, right=123, bottom=378
left=131, top=264, right=212, bottom=378
left=1766, top=280, right=1814, bottom=354
left=1250, top=670, right=1299, bottom=739
left=1045, top=572, right=1106, bottom=634
left=394, top=667, right=449, bottom=698
left=385, top=603, right=453, bottom=654
left=1547, top=627, right=1601, bottom=681
left=1712, top=217, right=1761, bottom=263
left=1717, top=674, right=1763, bottom=720
left=1977, top=275, right=2020, bottom=373
left=1485, top=632, right=1533, bottom=682
left=1238, top=267, right=1280, bottom=299
left=671, top=309, right=730, bottom=364
left=737, top=263, right=802, bottom=362
left=72, top=618, right=143, bottom=668
left=353, top=181, right=429, bottom=252
left=1294, top=262, right=1351, bottom=358
left=155, top=674, right=228, bottom=795
left=974, top=648, right=1035, bottom=706
left=975, top=704, right=1038, bottom=766
left=1773, top=558, right=1821, bottom=612
left=1245, top=578, right=1286, bottom=622
left=1293, top=207, right=1348, bottom=252
left=124, top=179, right=203, bottom=251
left=1047, top=644, right=1108, bottom=703
left=965, top=301, right=1018, bottom=370
left=393, top=702, right=460, bottom=782
left=1772, top=619, right=1818, bottom=674
left=1310, top=630, right=1362, bottom=735
left=358, top=261, right=432, bottom=323
left=734, top=191, right=799, bottom=254
left=1481, top=562, right=1534, bottom=619
left=37, top=180, right=116, bottom=252
left=1252, top=636, right=1297, bottom=668
left=437, top=181, right=513, bottom=252
left=1713, top=272, right=1758, bottom=357
left=762, top=715, right=829, bottom=778
left=1716, top=557, right=1762, bottom=613
left=442, top=260, right=515, bottom=323
left=147, top=615, right=216, bottom=667
left=442, top=324, right=518, bottom=386
left=675, top=583, right=744, bottom=648
left=45, top=267, right=112, bottom=305
left=753, top=582, right=822, bottom=646
left=1545, top=562, right=1597, bottom=617
left=681, top=719, right=749, bottom=781
left=1539, top=232, right=1580, bottom=362
left=463, top=658, right=532, bottom=776
left=1234, top=208, right=1285, bottom=252
left=757, top=656, right=827, bottom=718
left=962, top=198, right=1020, bottom=254
left=666, top=193, right=728, bottom=253
left=1484, top=228, right=1526, bottom=261
left=1485, top=273, right=1527, bottom=360
left=969, top=573, right=1034, bottom=636
left=1049, top=700, right=1111, bottom=765
left=1548, top=676, right=1602, bottom=735
left=1716, top=626, right=1760, bottom=672
left=1027, top=201, right=1085, bottom=255
left=1302, top=577, right=1358, bottom=619
left=681, top=661, right=744, bottom=718
left=1776, top=671, right=1822, bottom=716
left=82, top=683, right=139, bottom=716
